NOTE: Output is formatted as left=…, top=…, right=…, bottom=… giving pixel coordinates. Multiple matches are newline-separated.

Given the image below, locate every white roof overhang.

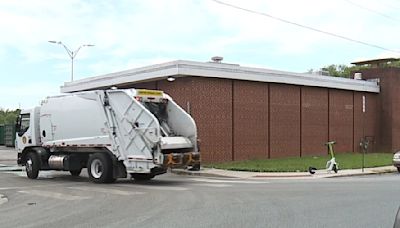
left=60, top=60, right=379, bottom=93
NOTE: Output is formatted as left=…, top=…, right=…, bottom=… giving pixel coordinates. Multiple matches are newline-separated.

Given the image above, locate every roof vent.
left=211, top=56, right=223, bottom=63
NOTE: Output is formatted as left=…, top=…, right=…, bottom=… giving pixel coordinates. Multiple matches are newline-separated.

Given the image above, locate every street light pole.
left=48, top=41, right=94, bottom=82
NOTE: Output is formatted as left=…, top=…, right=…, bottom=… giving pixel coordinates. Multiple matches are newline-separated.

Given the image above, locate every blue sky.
left=1, top=0, right=399, bottom=109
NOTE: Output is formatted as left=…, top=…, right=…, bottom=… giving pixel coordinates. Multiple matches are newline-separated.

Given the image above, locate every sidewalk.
left=1, top=146, right=397, bottom=179
left=171, top=166, right=398, bottom=179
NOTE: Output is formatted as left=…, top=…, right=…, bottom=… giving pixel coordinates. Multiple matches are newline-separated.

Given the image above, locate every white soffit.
left=60, top=60, right=379, bottom=93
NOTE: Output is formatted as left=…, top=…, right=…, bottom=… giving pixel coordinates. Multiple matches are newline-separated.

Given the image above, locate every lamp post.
left=48, top=41, right=94, bottom=82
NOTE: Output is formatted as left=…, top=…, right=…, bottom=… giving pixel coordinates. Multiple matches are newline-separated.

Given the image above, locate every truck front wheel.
left=25, top=152, right=40, bottom=179
left=87, top=153, right=115, bottom=183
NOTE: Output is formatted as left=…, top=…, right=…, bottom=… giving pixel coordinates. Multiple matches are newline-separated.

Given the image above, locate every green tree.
left=314, top=60, right=400, bottom=78
left=0, top=109, right=20, bottom=125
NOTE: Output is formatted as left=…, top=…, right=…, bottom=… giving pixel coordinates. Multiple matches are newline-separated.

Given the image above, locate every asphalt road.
left=0, top=169, right=399, bottom=228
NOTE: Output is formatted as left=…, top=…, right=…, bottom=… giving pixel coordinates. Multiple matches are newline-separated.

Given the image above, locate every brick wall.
left=269, top=84, right=301, bottom=158
left=131, top=76, right=379, bottom=163
left=353, top=92, right=363, bottom=153
left=301, top=87, right=328, bottom=156
left=233, top=81, right=268, bottom=160
left=190, top=77, right=233, bottom=162
left=328, top=89, right=354, bottom=153
left=357, top=68, right=400, bottom=152
left=353, top=92, right=379, bottom=153
left=157, top=77, right=192, bottom=110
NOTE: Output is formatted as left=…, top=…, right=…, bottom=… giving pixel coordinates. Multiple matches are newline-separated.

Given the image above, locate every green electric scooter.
left=309, top=141, right=338, bottom=174
left=325, top=141, right=338, bottom=173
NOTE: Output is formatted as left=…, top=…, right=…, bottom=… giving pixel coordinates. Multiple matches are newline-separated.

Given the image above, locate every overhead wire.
left=379, top=1, right=400, bottom=11
left=211, top=0, right=400, bottom=54
left=343, top=0, right=400, bottom=22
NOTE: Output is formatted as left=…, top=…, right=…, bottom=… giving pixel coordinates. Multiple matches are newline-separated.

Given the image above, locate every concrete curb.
left=171, top=167, right=398, bottom=179
left=170, top=169, right=235, bottom=178
left=324, top=169, right=397, bottom=178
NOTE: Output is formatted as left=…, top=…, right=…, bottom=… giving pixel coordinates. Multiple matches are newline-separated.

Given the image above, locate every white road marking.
left=119, top=185, right=188, bottom=191
left=18, top=190, right=90, bottom=201
left=0, top=187, right=29, bottom=190
left=0, top=194, right=8, bottom=205
left=5, top=171, right=26, bottom=177
left=0, top=166, right=23, bottom=171
left=193, top=183, right=232, bottom=188
left=68, top=186, right=145, bottom=196
left=0, top=183, right=78, bottom=191
left=189, top=178, right=268, bottom=184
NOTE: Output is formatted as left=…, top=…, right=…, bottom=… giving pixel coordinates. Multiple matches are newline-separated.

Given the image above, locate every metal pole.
left=362, top=140, right=365, bottom=173
left=362, top=95, right=366, bottom=173
left=71, top=55, right=74, bottom=82
left=48, top=41, right=94, bottom=82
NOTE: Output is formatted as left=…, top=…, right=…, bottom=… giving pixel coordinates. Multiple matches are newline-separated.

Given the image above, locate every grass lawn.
left=205, top=153, right=394, bottom=172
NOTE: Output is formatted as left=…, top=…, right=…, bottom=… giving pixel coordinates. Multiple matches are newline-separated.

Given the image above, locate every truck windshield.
left=17, top=113, right=30, bottom=136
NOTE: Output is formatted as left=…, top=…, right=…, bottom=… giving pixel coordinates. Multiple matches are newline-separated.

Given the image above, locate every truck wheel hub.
left=26, top=159, right=33, bottom=172
left=90, top=159, right=103, bottom=178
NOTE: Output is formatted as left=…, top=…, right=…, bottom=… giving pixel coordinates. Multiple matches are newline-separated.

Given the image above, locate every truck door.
left=15, top=113, right=31, bottom=151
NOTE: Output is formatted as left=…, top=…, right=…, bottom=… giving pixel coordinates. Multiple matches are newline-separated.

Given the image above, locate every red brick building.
left=61, top=60, right=388, bottom=163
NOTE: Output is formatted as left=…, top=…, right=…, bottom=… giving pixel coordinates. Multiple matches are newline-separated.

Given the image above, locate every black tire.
left=394, top=206, right=400, bottom=228
left=333, top=164, right=338, bottom=173
left=130, top=173, right=155, bottom=181
left=308, top=167, right=317, bottom=174
left=189, top=163, right=201, bottom=171
left=25, top=152, right=40, bottom=179
left=397, top=167, right=400, bottom=173
left=87, top=153, right=115, bottom=183
left=70, top=169, right=82, bottom=177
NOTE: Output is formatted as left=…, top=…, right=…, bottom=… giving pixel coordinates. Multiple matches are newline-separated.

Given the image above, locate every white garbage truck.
left=15, top=89, right=200, bottom=183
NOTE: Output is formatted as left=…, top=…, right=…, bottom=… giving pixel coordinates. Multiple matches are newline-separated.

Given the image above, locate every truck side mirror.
left=15, top=116, right=21, bottom=132
left=15, top=115, right=24, bottom=137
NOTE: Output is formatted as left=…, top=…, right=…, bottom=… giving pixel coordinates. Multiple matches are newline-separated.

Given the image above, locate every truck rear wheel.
left=25, top=152, right=40, bottom=179
left=87, top=153, right=115, bottom=183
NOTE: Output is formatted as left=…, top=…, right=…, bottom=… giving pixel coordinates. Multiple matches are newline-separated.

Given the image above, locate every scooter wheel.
left=332, top=164, right=338, bottom=173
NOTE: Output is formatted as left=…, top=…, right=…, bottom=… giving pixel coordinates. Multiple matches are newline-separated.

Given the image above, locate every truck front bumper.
left=163, top=152, right=200, bottom=168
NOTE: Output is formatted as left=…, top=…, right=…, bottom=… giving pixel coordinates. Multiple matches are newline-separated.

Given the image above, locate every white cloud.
left=1, top=0, right=400, bottom=108
left=0, top=82, right=59, bottom=109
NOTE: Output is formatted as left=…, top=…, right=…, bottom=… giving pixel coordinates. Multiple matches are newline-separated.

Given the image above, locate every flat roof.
left=61, top=60, right=380, bottom=93
left=351, top=58, right=399, bottom=65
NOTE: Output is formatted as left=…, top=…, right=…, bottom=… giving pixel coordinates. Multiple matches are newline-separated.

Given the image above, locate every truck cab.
left=15, top=107, right=40, bottom=154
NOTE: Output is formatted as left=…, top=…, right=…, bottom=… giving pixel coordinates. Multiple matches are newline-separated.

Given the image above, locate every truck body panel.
left=15, top=89, right=200, bottom=182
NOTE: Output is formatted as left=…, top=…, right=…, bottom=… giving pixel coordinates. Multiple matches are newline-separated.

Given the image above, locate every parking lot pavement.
left=0, top=146, right=18, bottom=166
left=0, top=169, right=399, bottom=228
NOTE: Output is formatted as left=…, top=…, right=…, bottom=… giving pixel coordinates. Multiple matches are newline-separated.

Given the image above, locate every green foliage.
left=0, top=109, right=20, bottom=125
left=205, top=153, right=393, bottom=172
left=311, top=60, right=400, bottom=78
